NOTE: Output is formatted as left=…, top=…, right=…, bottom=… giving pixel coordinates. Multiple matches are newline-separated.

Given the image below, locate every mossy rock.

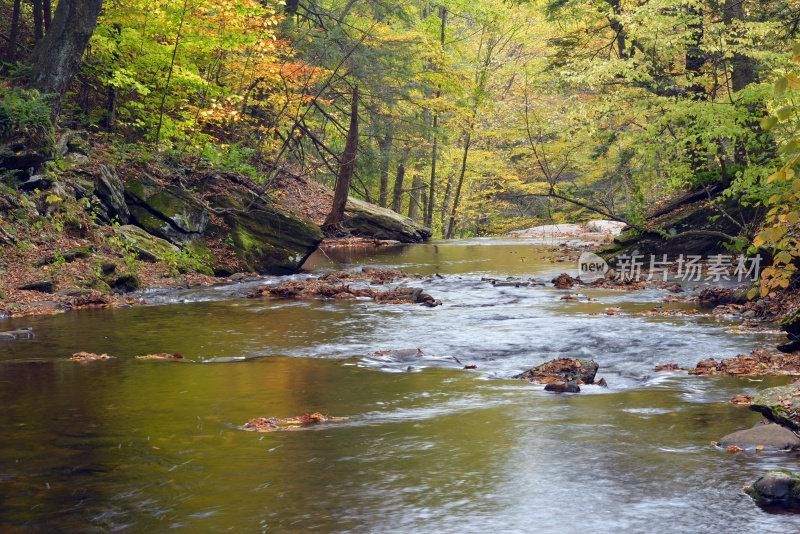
left=124, top=173, right=207, bottom=242
left=746, top=470, right=800, bottom=510
left=343, top=197, right=432, bottom=242
left=84, top=277, right=112, bottom=294
left=114, top=225, right=181, bottom=263
left=197, top=174, right=323, bottom=274
left=33, top=246, right=93, bottom=267
left=780, top=310, right=800, bottom=338
left=599, top=194, right=760, bottom=259
left=750, top=383, right=800, bottom=430
left=109, top=273, right=141, bottom=293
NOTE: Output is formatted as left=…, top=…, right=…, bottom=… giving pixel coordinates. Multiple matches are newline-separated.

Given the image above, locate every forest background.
left=2, top=0, right=800, bottom=297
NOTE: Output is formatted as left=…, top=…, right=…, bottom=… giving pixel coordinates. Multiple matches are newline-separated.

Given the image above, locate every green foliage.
left=0, top=87, right=53, bottom=144
left=749, top=44, right=800, bottom=298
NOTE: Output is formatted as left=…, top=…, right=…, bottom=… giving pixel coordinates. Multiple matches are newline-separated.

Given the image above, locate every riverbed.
left=1, top=239, right=797, bottom=532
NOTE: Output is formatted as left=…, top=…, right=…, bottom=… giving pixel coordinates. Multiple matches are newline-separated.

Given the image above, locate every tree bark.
left=4, top=0, right=22, bottom=62
left=377, top=132, right=392, bottom=208
left=324, top=85, right=359, bottom=227
left=446, top=130, right=472, bottom=239
left=28, top=0, right=104, bottom=121
left=391, top=162, right=406, bottom=213
left=425, top=7, right=447, bottom=227
left=408, top=172, right=423, bottom=222
left=32, top=0, right=44, bottom=42
left=43, top=0, right=52, bottom=31
left=722, top=0, right=771, bottom=168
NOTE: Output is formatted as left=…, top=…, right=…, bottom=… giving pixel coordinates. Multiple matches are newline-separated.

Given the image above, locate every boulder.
left=718, top=423, right=800, bottom=450
left=16, top=279, right=55, bottom=293
left=746, top=470, right=800, bottom=510
left=600, top=193, right=760, bottom=258
left=585, top=220, right=627, bottom=234
left=124, top=173, right=208, bottom=242
left=750, top=383, right=800, bottom=430
left=0, top=137, right=54, bottom=175
left=343, top=197, right=431, bottom=243
left=93, top=165, right=129, bottom=224
left=515, top=358, right=599, bottom=384
left=507, top=224, right=585, bottom=238
left=114, top=225, right=181, bottom=263
left=196, top=173, right=323, bottom=274
left=779, top=310, right=800, bottom=353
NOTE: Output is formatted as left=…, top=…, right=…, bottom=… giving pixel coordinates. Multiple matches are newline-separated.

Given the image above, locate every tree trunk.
left=425, top=7, right=447, bottom=227
left=722, top=0, right=770, bottom=169
left=32, top=0, right=44, bottom=42
left=684, top=5, right=707, bottom=173
left=284, top=0, right=300, bottom=16
left=391, top=162, right=406, bottom=213
left=440, top=173, right=453, bottom=229
left=377, top=132, right=392, bottom=208
left=324, top=85, right=360, bottom=227
left=446, top=130, right=472, bottom=239
left=408, top=172, right=423, bottom=222
left=43, top=0, right=52, bottom=31
left=28, top=0, right=104, bottom=122
left=4, top=0, right=22, bottom=62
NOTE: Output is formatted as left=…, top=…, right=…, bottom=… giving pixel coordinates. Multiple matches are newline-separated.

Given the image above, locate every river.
left=1, top=238, right=798, bottom=532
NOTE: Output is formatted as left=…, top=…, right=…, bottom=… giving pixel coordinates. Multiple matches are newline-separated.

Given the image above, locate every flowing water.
left=1, top=239, right=798, bottom=533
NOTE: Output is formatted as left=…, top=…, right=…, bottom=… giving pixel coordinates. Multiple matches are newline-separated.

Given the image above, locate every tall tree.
left=4, top=0, right=22, bottom=62
left=324, top=85, right=360, bottom=228
left=28, top=0, right=104, bottom=120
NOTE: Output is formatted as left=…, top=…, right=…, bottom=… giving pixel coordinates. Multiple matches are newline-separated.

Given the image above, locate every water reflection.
left=0, top=239, right=796, bottom=532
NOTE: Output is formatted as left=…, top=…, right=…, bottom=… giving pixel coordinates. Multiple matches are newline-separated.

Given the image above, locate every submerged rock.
left=515, top=358, right=599, bottom=386
left=718, top=423, right=800, bottom=451
left=750, top=383, right=800, bottom=430
left=0, top=328, right=34, bottom=341
left=746, top=470, right=800, bottom=510
left=242, top=412, right=349, bottom=432
left=544, top=382, right=580, bottom=393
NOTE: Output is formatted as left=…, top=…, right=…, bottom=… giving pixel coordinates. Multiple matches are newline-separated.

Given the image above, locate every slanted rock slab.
left=718, top=423, right=800, bottom=450
left=344, top=197, right=432, bottom=243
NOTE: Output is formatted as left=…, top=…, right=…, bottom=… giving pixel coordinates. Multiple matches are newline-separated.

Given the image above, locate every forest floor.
left=0, top=147, right=385, bottom=319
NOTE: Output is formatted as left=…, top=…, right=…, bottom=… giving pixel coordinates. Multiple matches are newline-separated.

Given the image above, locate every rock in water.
left=718, top=423, right=800, bottom=450
left=0, top=328, right=34, bottom=341
left=749, top=383, right=800, bottom=431
left=746, top=470, right=800, bottom=510
left=552, top=273, right=579, bottom=289
left=779, top=309, right=800, bottom=353
left=515, top=358, right=599, bottom=385
left=343, top=197, right=432, bottom=242
left=544, top=382, right=580, bottom=393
